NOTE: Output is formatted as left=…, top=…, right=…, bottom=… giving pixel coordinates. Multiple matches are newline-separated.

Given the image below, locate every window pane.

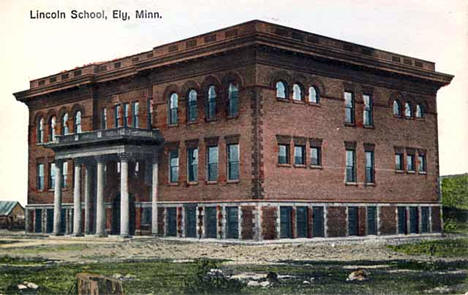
left=294, top=145, right=305, bottom=165
left=363, top=95, right=372, bottom=126
left=207, top=146, right=218, bottom=181
left=276, top=81, right=286, bottom=99
left=309, top=86, right=318, bottom=103
left=169, top=150, right=179, bottom=182
left=310, top=147, right=320, bottom=166
left=132, top=102, right=139, bottom=127
left=207, top=86, right=216, bottom=119
left=62, top=162, right=68, bottom=188
left=187, top=147, right=198, bottom=182
left=407, top=155, right=414, bottom=171
left=416, top=104, right=423, bottom=118
left=292, top=84, right=302, bottom=100
left=169, top=93, right=178, bottom=124
left=228, top=83, right=239, bottom=116
left=365, top=151, right=374, bottom=183
left=346, top=150, right=355, bottom=182
left=418, top=155, right=426, bottom=172
left=228, top=144, right=239, bottom=180
left=188, top=90, right=198, bottom=122
left=344, top=92, right=354, bottom=123
left=393, top=100, right=401, bottom=115
left=278, top=144, right=289, bottom=164
left=405, top=102, right=412, bottom=117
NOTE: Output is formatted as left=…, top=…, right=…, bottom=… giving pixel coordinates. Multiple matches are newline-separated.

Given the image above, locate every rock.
left=259, top=281, right=270, bottom=287
left=17, top=284, right=27, bottom=290
left=266, top=271, right=279, bottom=283
left=230, top=272, right=265, bottom=282
left=124, top=274, right=136, bottom=280
left=303, top=280, right=311, bottom=284
left=423, top=285, right=452, bottom=294
left=346, top=269, right=370, bottom=282
left=112, top=273, right=123, bottom=280
left=26, top=282, right=39, bottom=289
left=247, top=280, right=261, bottom=287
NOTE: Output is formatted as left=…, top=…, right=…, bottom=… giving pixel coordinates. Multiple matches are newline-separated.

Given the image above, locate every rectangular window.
left=228, top=85, right=239, bottom=117
left=312, top=207, right=324, bottom=237
left=49, top=163, right=56, bottom=189
left=204, top=207, right=217, bottom=238
left=132, top=102, right=139, bottom=128
left=398, top=207, right=407, bottom=234
left=409, top=207, right=419, bottom=234
left=367, top=206, right=377, bottom=235
left=187, top=147, right=198, bottom=182
left=185, top=205, right=197, bottom=238
left=101, top=108, right=107, bottom=129
left=123, top=103, right=129, bottom=127
left=278, top=144, right=290, bottom=164
left=147, top=99, right=153, bottom=127
left=418, top=154, right=426, bottom=173
left=166, top=207, right=177, bottom=237
left=62, top=161, right=68, bottom=188
left=207, top=146, right=218, bottom=181
left=365, top=151, right=374, bottom=184
left=141, top=207, right=151, bottom=226
left=310, top=147, right=321, bottom=166
left=421, top=207, right=430, bottom=233
left=115, top=105, right=122, bottom=127
left=407, top=154, right=415, bottom=172
left=344, top=91, right=354, bottom=124
left=37, top=163, right=44, bottom=190
left=34, top=208, right=42, bottom=233
left=346, top=149, right=356, bottom=182
left=296, top=206, right=308, bottom=238
left=294, top=145, right=305, bottom=165
left=169, top=150, right=179, bottom=183
left=395, top=153, right=404, bottom=171
left=280, top=206, right=292, bottom=238
left=363, top=94, right=373, bottom=126
left=226, top=207, right=239, bottom=239
left=227, top=144, right=239, bottom=181
left=348, top=206, right=359, bottom=236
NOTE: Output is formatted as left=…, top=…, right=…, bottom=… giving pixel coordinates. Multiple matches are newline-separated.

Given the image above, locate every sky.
left=0, top=0, right=467, bottom=206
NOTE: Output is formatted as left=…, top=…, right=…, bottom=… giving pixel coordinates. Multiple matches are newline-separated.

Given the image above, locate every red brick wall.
left=380, top=206, right=397, bottom=235
left=358, top=207, right=367, bottom=236
left=432, top=206, right=441, bottom=232
left=261, top=206, right=277, bottom=240
left=241, top=206, right=254, bottom=239
left=327, top=206, right=346, bottom=237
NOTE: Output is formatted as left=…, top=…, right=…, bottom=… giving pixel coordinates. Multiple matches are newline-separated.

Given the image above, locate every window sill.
left=277, top=163, right=291, bottom=168
left=363, top=125, right=374, bottom=129
left=167, top=182, right=179, bottom=186
left=307, top=102, right=321, bottom=107
left=205, top=118, right=218, bottom=123
left=227, top=115, right=239, bottom=120
left=227, top=179, right=239, bottom=184
left=186, top=181, right=199, bottom=186
left=186, top=121, right=198, bottom=126
left=393, top=115, right=402, bottom=119
left=364, top=182, right=376, bottom=187
left=345, top=182, right=358, bottom=186
left=418, top=171, right=427, bottom=175
left=344, top=122, right=355, bottom=127
left=206, top=180, right=218, bottom=185
left=310, top=165, right=323, bottom=169
left=292, top=99, right=305, bottom=104
left=293, top=164, right=306, bottom=168
left=395, top=170, right=405, bottom=174
left=276, top=98, right=290, bottom=103
left=407, top=171, right=416, bottom=174
left=168, top=124, right=179, bottom=128
left=415, top=117, right=425, bottom=121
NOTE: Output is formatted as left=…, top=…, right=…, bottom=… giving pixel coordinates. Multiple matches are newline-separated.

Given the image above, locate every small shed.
left=0, top=201, right=25, bottom=230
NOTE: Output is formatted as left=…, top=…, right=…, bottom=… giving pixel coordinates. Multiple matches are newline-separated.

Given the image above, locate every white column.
left=84, top=164, right=92, bottom=234
left=73, top=160, right=83, bottom=236
left=95, top=157, right=106, bottom=237
left=120, top=154, right=130, bottom=237
left=151, top=160, right=159, bottom=236
left=53, top=160, right=63, bottom=235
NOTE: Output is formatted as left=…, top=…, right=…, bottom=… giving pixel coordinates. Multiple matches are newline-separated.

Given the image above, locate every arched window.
left=169, top=92, right=178, bottom=125
left=227, top=83, right=239, bottom=117
left=49, top=116, right=56, bottom=142
left=74, top=111, right=82, bottom=133
left=292, top=83, right=302, bottom=101
left=62, top=113, right=69, bottom=135
left=37, top=117, right=44, bottom=143
left=393, top=100, right=401, bottom=116
left=405, top=102, right=412, bottom=118
left=308, top=86, right=319, bottom=103
left=207, top=85, right=216, bottom=120
left=276, top=81, right=287, bottom=99
left=187, top=89, right=198, bottom=122
left=416, top=104, right=424, bottom=118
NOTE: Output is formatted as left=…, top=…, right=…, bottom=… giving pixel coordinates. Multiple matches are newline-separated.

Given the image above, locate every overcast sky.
left=1, top=0, right=467, bottom=205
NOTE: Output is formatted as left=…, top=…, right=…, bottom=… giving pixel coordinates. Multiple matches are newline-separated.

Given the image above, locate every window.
left=227, top=144, right=240, bottom=181
left=416, top=104, right=424, bottom=118
left=310, top=147, right=321, bottom=166
left=346, top=149, right=356, bottom=182
left=348, top=206, right=359, bottom=236
left=61, top=113, right=69, bottom=135
left=74, top=111, right=82, bottom=133
left=344, top=91, right=354, bottom=124
left=207, top=85, right=216, bottom=120
left=169, top=93, right=178, bottom=125
left=37, top=163, right=44, bottom=190
left=204, top=207, right=217, bottom=238
left=227, top=83, right=239, bottom=117
left=407, top=154, right=415, bottom=172
left=169, top=150, right=179, bottom=183
left=37, top=117, right=44, bottom=143
left=410, top=207, right=419, bottom=234
left=49, top=163, right=56, bottom=189
left=308, top=86, right=319, bottom=103
left=123, top=103, right=129, bottom=127
left=367, top=206, right=377, bottom=235
left=49, top=116, right=56, bottom=142
left=207, top=146, right=218, bottom=181
left=132, top=102, right=139, bottom=127
left=294, top=145, right=305, bottom=165
left=421, top=207, right=430, bottom=233
left=404, top=102, right=412, bottom=118
left=114, top=105, right=122, bottom=127
left=393, top=100, right=401, bottom=116
left=363, top=94, right=373, bottom=126
left=187, top=90, right=198, bottom=122
left=226, top=207, right=239, bottom=239
left=141, top=207, right=151, bottom=226
left=418, top=154, right=426, bottom=173
left=292, top=83, right=302, bottom=101
left=276, top=81, right=287, bottom=99
left=365, top=150, right=374, bottom=183
left=296, top=206, right=308, bottom=238
left=147, top=99, right=153, bottom=127
left=312, top=207, right=324, bottom=237
left=278, top=144, right=290, bottom=164
left=395, top=153, right=404, bottom=171
left=62, top=161, right=68, bottom=188
left=187, top=147, right=198, bottom=182
left=101, top=108, right=107, bottom=129
left=185, top=206, right=197, bottom=238
left=280, top=206, right=293, bottom=238
left=166, top=207, right=177, bottom=236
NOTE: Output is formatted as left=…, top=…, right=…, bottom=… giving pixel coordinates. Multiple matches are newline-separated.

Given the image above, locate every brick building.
left=14, top=20, right=453, bottom=240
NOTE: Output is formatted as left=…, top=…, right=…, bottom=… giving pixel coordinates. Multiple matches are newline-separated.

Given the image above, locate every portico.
left=44, top=127, right=163, bottom=237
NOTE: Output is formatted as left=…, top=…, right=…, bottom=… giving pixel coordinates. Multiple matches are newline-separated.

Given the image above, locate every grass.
left=388, top=238, right=468, bottom=258
left=3, top=244, right=89, bottom=255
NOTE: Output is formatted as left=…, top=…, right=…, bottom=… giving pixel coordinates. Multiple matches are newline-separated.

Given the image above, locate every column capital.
left=118, top=152, right=132, bottom=162
left=74, top=158, right=86, bottom=166
left=54, top=159, right=64, bottom=166
left=95, top=155, right=108, bottom=163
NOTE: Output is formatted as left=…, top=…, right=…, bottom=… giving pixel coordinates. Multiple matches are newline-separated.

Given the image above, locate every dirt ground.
left=0, top=230, right=456, bottom=264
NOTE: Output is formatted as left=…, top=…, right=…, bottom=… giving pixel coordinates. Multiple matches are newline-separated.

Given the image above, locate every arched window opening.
left=169, top=92, right=178, bottom=125
left=207, top=85, right=217, bottom=120
left=405, top=102, right=412, bottom=118
left=37, top=117, right=44, bottom=143
left=416, top=104, right=424, bottom=118
left=74, top=111, right=82, bottom=133
left=227, top=83, right=239, bottom=117
left=187, top=89, right=198, bottom=122
left=49, top=116, right=56, bottom=142
left=292, top=83, right=302, bottom=101
left=276, top=81, right=287, bottom=99
left=393, top=100, right=401, bottom=116
left=308, top=86, right=319, bottom=103
left=62, top=113, right=69, bottom=135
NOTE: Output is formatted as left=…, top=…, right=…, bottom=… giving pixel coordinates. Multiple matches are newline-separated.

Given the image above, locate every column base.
left=95, top=233, right=108, bottom=238
left=51, top=232, right=64, bottom=236
left=120, top=234, right=131, bottom=238
left=71, top=233, right=84, bottom=237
